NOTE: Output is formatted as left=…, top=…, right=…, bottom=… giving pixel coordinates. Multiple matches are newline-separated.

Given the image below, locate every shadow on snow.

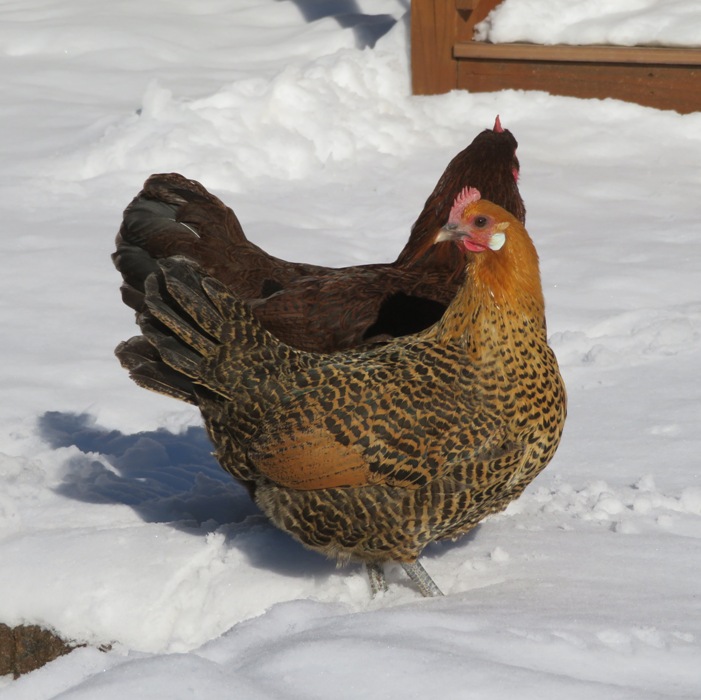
left=38, top=410, right=474, bottom=584
left=279, top=0, right=406, bottom=48
left=38, top=411, right=341, bottom=580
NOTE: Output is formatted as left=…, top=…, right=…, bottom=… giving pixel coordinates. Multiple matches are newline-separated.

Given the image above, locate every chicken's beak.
left=434, top=224, right=458, bottom=244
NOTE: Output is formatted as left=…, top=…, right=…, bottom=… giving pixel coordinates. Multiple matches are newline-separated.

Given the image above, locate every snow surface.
left=1, top=0, right=701, bottom=697
left=477, top=0, right=701, bottom=47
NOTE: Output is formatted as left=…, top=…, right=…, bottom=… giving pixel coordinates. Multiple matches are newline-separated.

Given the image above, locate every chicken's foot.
left=401, top=561, right=444, bottom=597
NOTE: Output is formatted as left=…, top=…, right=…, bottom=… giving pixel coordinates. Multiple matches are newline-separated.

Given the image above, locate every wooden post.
left=411, top=0, right=456, bottom=94
left=411, top=0, right=504, bottom=95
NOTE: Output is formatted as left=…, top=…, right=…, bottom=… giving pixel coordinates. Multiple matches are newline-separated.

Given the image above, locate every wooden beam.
left=454, top=42, right=701, bottom=66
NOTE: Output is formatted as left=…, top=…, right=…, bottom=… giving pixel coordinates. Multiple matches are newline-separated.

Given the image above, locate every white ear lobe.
left=489, top=232, right=506, bottom=251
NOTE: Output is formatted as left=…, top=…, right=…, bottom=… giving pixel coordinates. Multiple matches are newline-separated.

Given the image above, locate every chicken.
left=116, top=188, right=567, bottom=596
left=114, top=117, right=524, bottom=351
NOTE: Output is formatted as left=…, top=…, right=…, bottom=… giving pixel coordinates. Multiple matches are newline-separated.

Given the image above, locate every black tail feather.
left=116, top=257, right=294, bottom=407
left=115, top=336, right=199, bottom=404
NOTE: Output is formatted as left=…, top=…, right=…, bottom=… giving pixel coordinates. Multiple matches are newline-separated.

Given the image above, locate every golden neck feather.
left=431, top=217, right=545, bottom=346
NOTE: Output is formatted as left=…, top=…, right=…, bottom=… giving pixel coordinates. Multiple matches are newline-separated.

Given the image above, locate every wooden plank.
left=454, top=41, right=701, bottom=66
left=456, top=57, right=701, bottom=113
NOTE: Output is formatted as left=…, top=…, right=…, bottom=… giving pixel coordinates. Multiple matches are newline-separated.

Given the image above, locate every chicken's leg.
left=401, top=561, right=444, bottom=597
left=365, top=560, right=444, bottom=597
left=366, top=562, right=388, bottom=596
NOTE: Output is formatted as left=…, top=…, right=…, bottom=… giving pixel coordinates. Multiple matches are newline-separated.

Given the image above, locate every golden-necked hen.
left=116, top=187, right=566, bottom=596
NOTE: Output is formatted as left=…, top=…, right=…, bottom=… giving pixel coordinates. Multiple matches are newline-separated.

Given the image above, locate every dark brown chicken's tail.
left=114, top=173, right=327, bottom=314
left=116, top=257, right=295, bottom=406
left=114, top=173, right=255, bottom=311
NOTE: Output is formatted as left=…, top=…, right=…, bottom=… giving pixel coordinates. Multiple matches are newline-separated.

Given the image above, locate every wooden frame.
left=411, top=0, right=701, bottom=114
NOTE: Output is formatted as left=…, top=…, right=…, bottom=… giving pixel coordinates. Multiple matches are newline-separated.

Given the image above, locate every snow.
left=476, top=0, right=701, bottom=47
left=1, top=0, right=701, bottom=697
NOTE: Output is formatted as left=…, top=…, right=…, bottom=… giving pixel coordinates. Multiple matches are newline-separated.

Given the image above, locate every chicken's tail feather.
left=114, top=173, right=250, bottom=313
left=116, top=335, right=201, bottom=404
left=116, top=257, right=293, bottom=405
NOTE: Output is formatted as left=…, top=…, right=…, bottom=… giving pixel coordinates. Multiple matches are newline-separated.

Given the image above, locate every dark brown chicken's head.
left=399, top=117, right=525, bottom=272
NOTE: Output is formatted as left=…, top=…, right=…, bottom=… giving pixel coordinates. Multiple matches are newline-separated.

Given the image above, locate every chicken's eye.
left=474, top=215, right=488, bottom=228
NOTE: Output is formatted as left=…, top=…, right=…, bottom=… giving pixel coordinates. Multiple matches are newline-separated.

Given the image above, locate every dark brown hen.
left=114, top=118, right=524, bottom=351
left=116, top=191, right=566, bottom=596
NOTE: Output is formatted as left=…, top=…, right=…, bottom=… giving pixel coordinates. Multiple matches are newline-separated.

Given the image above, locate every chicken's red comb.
left=448, top=186, right=481, bottom=225
left=494, top=115, right=503, bottom=132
